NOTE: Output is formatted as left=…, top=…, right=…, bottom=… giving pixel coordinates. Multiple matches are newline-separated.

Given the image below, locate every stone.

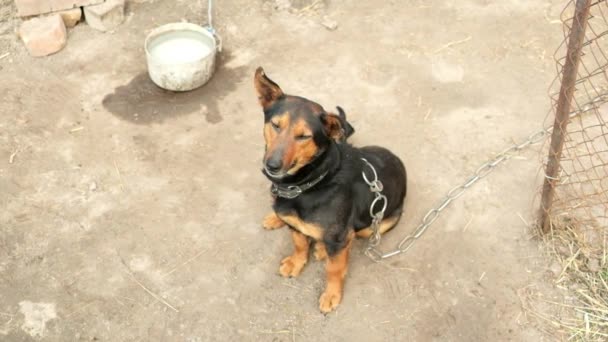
left=321, top=16, right=338, bottom=31
left=84, top=0, right=125, bottom=32
left=15, top=0, right=105, bottom=17
left=19, top=15, right=67, bottom=57
left=59, top=8, right=82, bottom=28
left=18, top=301, right=57, bottom=339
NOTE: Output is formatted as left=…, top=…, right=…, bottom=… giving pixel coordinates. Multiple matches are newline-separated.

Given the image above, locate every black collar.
left=271, top=171, right=328, bottom=199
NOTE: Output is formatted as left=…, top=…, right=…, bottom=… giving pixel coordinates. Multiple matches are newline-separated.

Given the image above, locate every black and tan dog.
left=255, top=67, right=407, bottom=313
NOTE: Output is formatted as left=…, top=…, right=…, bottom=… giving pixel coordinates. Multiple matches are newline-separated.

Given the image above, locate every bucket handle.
left=204, top=0, right=222, bottom=52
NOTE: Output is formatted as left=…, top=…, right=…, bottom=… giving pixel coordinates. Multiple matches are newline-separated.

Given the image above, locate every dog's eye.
left=271, top=121, right=280, bottom=131
left=295, top=135, right=312, bottom=141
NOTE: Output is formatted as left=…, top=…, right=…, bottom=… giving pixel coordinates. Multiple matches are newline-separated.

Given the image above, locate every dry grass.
left=525, top=217, right=607, bottom=341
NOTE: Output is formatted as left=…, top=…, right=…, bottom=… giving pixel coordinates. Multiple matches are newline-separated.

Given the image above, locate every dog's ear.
left=336, top=106, right=355, bottom=139
left=254, top=67, right=284, bottom=110
left=320, top=112, right=344, bottom=141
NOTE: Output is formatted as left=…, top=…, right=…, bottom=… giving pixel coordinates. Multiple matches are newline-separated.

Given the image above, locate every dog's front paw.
left=319, top=288, right=342, bottom=313
left=279, top=255, right=306, bottom=277
left=263, top=212, right=285, bottom=230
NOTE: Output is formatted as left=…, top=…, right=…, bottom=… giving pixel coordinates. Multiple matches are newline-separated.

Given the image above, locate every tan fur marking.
left=355, top=214, right=401, bottom=238
left=319, top=231, right=354, bottom=313
left=264, top=113, right=290, bottom=163
left=322, top=114, right=343, bottom=141
left=276, top=113, right=290, bottom=128
left=314, top=242, right=328, bottom=261
left=262, top=212, right=285, bottom=230
left=291, top=117, right=313, bottom=137
left=263, top=122, right=275, bottom=152
left=279, top=230, right=310, bottom=277
left=282, top=143, right=296, bottom=170
left=278, top=214, right=324, bottom=240
left=286, top=118, right=319, bottom=175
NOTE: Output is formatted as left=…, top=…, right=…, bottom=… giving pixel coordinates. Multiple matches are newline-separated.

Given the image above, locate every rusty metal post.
left=540, top=0, right=592, bottom=233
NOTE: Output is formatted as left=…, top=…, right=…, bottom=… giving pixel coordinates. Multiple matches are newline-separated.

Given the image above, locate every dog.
left=255, top=67, right=407, bottom=313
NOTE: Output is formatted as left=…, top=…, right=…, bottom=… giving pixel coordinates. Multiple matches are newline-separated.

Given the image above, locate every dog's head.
left=254, top=67, right=353, bottom=180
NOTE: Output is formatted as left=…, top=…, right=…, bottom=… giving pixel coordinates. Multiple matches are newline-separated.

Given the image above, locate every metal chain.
left=364, top=92, right=608, bottom=262
left=363, top=128, right=550, bottom=262
left=360, top=158, right=388, bottom=259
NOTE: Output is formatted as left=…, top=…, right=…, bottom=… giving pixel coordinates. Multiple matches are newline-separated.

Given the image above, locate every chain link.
left=364, top=127, right=551, bottom=262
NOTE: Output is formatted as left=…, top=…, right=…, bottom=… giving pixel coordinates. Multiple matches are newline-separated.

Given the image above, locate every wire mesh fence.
left=534, top=0, right=608, bottom=339
left=541, top=0, right=608, bottom=251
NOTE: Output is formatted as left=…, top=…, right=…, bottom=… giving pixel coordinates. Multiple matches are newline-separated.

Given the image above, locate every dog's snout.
left=265, top=157, right=283, bottom=173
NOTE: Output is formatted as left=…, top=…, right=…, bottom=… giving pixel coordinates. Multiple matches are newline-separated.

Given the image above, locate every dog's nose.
left=265, top=158, right=283, bottom=173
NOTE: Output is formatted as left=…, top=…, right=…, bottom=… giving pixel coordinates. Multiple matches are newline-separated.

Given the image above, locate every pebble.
left=322, top=16, right=338, bottom=31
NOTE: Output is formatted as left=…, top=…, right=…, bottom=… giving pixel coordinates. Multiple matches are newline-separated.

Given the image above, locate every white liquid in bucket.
left=148, top=30, right=212, bottom=64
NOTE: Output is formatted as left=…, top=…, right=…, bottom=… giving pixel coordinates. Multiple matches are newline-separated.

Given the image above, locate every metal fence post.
left=540, top=0, right=592, bottom=234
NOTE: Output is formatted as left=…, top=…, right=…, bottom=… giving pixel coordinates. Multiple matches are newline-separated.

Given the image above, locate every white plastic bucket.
left=145, top=22, right=217, bottom=92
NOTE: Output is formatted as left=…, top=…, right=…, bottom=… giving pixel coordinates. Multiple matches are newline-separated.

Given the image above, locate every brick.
left=58, top=8, right=82, bottom=28
left=19, top=14, right=67, bottom=57
left=83, top=0, right=124, bottom=32
left=15, top=0, right=105, bottom=17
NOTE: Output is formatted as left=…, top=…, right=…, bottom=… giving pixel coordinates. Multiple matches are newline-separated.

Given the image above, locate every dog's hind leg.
left=279, top=230, right=310, bottom=277
left=262, top=212, right=285, bottom=230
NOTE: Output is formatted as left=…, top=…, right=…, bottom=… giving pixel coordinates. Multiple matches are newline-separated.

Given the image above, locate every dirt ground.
left=1, top=0, right=571, bottom=340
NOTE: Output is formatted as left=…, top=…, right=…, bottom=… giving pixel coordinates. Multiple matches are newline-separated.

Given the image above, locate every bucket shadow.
left=102, top=50, right=246, bottom=124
